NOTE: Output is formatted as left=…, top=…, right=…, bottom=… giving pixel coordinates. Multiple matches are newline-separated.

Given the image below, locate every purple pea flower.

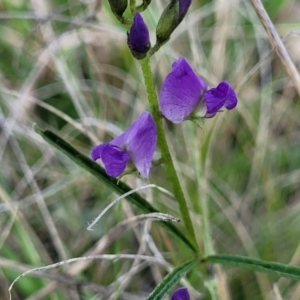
left=91, top=111, right=156, bottom=178
left=159, top=57, right=238, bottom=123
left=128, top=12, right=150, bottom=59
left=203, top=81, right=238, bottom=118
left=170, top=287, right=190, bottom=300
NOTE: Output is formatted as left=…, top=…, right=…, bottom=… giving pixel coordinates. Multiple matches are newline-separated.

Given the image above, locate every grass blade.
left=33, top=125, right=196, bottom=253
left=206, top=254, right=300, bottom=280
left=146, top=259, right=198, bottom=300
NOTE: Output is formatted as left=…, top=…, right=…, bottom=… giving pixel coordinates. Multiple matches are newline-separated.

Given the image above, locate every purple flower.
left=159, top=57, right=238, bottom=123
left=128, top=12, right=150, bottom=59
left=170, top=287, right=190, bottom=300
left=91, top=112, right=156, bottom=178
left=159, top=57, right=208, bottom=124
left=203, top=81, right=238, bottom=118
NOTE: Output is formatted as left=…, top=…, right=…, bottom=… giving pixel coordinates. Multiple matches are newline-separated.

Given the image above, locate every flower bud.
left=156, top=0, right=191, bottom=46
left=127, top=12, right=150, bottom=59
left=108, top=0, right=127, bottom=20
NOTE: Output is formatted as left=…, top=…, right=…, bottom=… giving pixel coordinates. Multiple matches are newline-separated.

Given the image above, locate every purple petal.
left=160, top=57, right=208, bottom=124
left=91, top=143, right=107, bottom=161
left=179, top=0, right=192, bottom=19
left=124, top=111, right=156, bottom=178
left=203, top=82, right=228, bottom=114
left=110, top=132, right=127, bottom=149
left=203, top=81, right=238, bottom=116
left=128, top=12, right=150, bottom=54
left=100, top=144, right=130, bottom=177
left=170, top=287, right=190, bottom=300
left=222, top=81, right=238, bottom=110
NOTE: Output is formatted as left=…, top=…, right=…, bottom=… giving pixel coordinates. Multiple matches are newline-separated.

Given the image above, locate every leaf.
left=146, top=259, right=198, bottom=300
left=189, top=117, right=205, bottom=130
left=34, top=125, right=196, bottom=253
left=206, top=254, right=300, bottom=280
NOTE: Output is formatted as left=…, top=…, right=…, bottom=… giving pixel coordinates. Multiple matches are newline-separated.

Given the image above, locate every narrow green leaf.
left=189, top=117, right=205, bottom=130
left=34, top=125, right=196, bottom=253
left=206, top=254, right=300, bottom=280
left=146, top=259, right=197, bottom=300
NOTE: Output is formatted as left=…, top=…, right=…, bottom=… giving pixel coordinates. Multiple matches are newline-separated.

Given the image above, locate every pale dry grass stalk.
left=0, top=187, right=18, bottom=251
left=87, top=184, right=175, bottom=230
left=249, top=0, right=300, bottom=97
left=2, top=124, right=68, bottom=262
left=8, top=254, right=165, bottom=300
left=106, top=223, right=149, bottom=300
left=14, top=213, right=176, bottom=299
left=0, top=257, right=141, bottom=299
left=269, top=284, right=283, bottom=300
left=240, top=0, right=273, bottom=225
left=211, top=0, right=232, bottom=78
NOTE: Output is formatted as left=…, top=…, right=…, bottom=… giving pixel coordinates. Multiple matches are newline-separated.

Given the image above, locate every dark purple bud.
left=170, top=287, right=191, bottom=300
left=128, top=12, right=150, bottom=59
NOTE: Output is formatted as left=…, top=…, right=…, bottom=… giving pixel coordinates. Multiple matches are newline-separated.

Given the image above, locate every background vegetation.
left=0, top=0, right=300, bottom=299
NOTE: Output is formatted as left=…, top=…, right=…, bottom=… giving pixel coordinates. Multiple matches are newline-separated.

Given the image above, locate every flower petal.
left=160, top=57, right=208, bottom=124
left=222, top=81, right=238, bottom=110
left=170, top=287, right=190, bottom=300
left=203, top=81, right=228, bottom=115
left=91, top=143, right=107, bottom=161
left=203, top=81, right=237, bottom=117
left=124, top=111, right=156, bottom=178
left=100, top=144, right=130, bottom=177
left=110, top=132, right=127, bottom=149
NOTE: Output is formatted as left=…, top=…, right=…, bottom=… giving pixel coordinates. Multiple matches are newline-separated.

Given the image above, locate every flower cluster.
left=91, top=58, right=238, bottom=178
left=160, top=57, right=238, bottom=123
left=91, top=112, right=156, bottom=178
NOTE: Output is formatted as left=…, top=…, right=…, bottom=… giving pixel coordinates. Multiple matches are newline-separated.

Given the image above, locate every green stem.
left=200, top=127, right=219, bottom=299
left=201, top=178, right=214, bottom=256
left=129, top=0, right=136, bottom=15
left=140, top=56, right=199, bottom=252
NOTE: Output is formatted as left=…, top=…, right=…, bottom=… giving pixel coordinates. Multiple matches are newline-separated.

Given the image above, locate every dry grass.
left=0, top=0, right=300, bottom=299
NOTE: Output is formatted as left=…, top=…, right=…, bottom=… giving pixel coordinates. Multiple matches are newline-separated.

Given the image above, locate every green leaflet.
left=34, top=125, right=196, bottom=253
left=206, top=254, right=300, bottom=280
left=146, top=259, right=197, bottom=300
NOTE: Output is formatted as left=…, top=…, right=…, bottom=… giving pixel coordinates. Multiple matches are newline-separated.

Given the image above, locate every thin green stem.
left=129, top=0, right=136, bottom=15
left=202, top=190, right=214, bottom=255
left=200, top=126, right=219, bottom=299
left=140, top=56, right=199, bottom=252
